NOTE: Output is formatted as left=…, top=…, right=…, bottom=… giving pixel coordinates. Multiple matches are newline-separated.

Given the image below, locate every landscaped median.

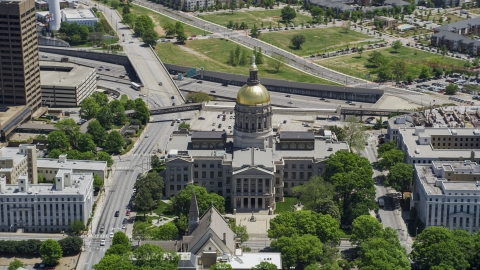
left=316, top=46, right=467, bottom=82
left=155, top=38, right=339, bottom=85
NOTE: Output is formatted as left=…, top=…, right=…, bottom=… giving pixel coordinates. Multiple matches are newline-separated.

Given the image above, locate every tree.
left=122, top=5, right=130, bottom=15
left=271, top=55, right=286, bottom=72
left=175, top=22, right=187, bottom=43
left=250, top=24, right=259, bottom=38
left=8, top=259, right=23, bottom=270
left=134, top=14, right=154, bottom=36
left=411, top=227, right=470, bottom=270
left=350, top=215, right=384, bottom=245
left=170, top=185, right=225, bottom=218
left=133, top=244, right=179, bottom=269
left=445, top=83, right=459, bottom=95
left=256, top=47, right=264, bottom=64
left=163, top=22, right=176, bottom=37
left=378, top=149, right=404, bottom=170
left=385, top=163, right=413, bottom=192
left=108, top=100, right=127, bottom=126
left=105, top=131, right=125, bottom=154
left=357, top=46, right=365, bottom=57
left=251, top=261, right=278, bottom=270
left=112, top=231, right=131, bottom=249
left=93, top=254, right=133, bottom=270
left=185, top=91, right=212, bottom=103
left=97, top=106, right=114, bottom=130
left=77, top=133, right=96, bottom=153
left=97, top=151, right=113, bottom=167
left=79, top=97, right=100, bottom=121
left=70, top=220, right=86, bottom=235
left=133, top=98, right=150, bottom=125
left=70, top=34, right=81, bottom=45
left=229, top=0, right=236, bottom=14
left=151, top=222, right=179, bottom=240
left=268, top=210, right=340, bottom=244
left=111, top=0, right=119, bottom=8
left=40, top=239, right=63, bottom=265
left=357, top=237, right=410, bottom=270
left=419, top=66, right=431, bottom=79
left=151, top=155, right=162, bottom=169
left=210, top=263, right=234, bottom=270
left=93, top=175, right=103, bottom=191
left=230, top=223, right=249, bottom=244
left=58, top=236, right=83, bottom=255
left=292, top=176, right=339, bottom=220
left=392, top=40, right=403, bottom=52
left=391, top=60, right=407, bottom=81
left=122, top=13, right=136, bottom=27
left=367, top=51, right=389, bottom=68
left=310, top=6, right=323, bottom=22
left=92, top=92, right=109, bottom=107
left=328, top=125, right=345, bottom=141
left=134, top=172, right=164, bottom=214
left=143, top=28, right=159, bottom=47
left=47, top=130, right=70, bottom=151
left=87, top=120, right=108, bottom=147
left=378, top=140, right=396, bottom=157
left=48, top=149, right=62, bottom=159
left=54, top=118, right=81, bottom=146
left=291, top=34, right=306, bottom=50
left=281, top=5, right=297, bottom=23
left=324, top=151, right=376, bottom=224
left=343, top=116, right=368, bottom=153
left=105, top=244, right=131, bottom=256
left=271, top=234, right=323, bottom=269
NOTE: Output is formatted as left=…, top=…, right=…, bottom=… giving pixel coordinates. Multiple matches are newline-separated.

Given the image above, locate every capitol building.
left=164, top=56, right=349, bottom=212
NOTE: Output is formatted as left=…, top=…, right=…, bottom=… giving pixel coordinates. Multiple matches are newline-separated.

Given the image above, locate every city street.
left=363, top=133, right=413, bottom=254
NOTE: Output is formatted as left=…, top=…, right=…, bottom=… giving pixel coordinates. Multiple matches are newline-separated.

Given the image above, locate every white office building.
left=0, top=169, right=93, bottom=233
left=61, top=8, right=98, bottom=26
left=413, top=161, right=480, bottom=234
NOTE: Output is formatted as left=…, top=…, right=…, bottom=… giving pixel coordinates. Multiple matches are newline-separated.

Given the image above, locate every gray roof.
left=178, top=252, right=198, bottom=269
left=435, top=17, right=480, bottom=32
left=191, top=131, right=226, bottom=140
left=188, top=206, right=235, bottom=254
left=279, top=131, right=315, bottom=140
left=432, top=30, right=480, bottom=46
left=308, top=0, right=355, bottom=11
left=383, top=0, right=409, bottom=6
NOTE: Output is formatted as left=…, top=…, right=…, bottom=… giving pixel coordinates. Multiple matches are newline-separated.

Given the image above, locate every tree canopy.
left=40, top=239, right=63, bottom=265
left=292, top=176, right=340, bottom=220
left=385, top=163, right=413, bottom=191
left=343, top=116, right=368, bottom=153
left=281, top=5, right=297, bottom=22
left=271, top=234, right=323, bottom=269
left=378, top=149, right=404, bottom=170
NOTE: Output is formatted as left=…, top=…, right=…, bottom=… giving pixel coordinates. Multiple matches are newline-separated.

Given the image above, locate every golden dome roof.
left=236, top=84, right=270, bottom=105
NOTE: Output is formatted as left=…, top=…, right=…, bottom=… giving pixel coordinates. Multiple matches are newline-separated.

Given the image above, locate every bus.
left=131, top=82, right=141, bottom=90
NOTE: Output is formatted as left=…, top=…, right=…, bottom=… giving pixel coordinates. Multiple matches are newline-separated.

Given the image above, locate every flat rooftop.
left=0, top=147, right=27, bottom=170
left=36, top=157, right=107, bottom=171
left=228, top=253, right=282, bottom=270
left=399, top=127, right=480, bottom=159
left=415, top=164, right=480, bottom=195
left=40, top=61, right=95, bottom=88
left=61, top=8, right=97, bottom=20
left=2, top=173, right=93, bottom=195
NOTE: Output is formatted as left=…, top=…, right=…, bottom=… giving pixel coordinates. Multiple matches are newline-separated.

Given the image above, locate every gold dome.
left=236, top=84, right=270, bottom=105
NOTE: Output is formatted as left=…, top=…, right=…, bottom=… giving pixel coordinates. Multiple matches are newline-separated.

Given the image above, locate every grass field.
left=275, top=197, right=297, bottom=214
left=96, top=1, right=207, bottom=37
left=318, top=46, right=467, bottom=81
left=198, top=9, right=313, bottom=29
left=155, top=38, right=338, bottom=85
left=259, top=27, right=374, bottom=57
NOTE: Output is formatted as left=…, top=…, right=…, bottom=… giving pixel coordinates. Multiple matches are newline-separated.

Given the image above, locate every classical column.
left=425, top=203, right=430, bottom=226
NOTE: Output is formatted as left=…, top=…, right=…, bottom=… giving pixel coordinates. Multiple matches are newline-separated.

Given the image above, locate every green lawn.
left=155, top=38, right=338, bottom=85
left=94, top=0, right=207, bottom=37
left=259, top=27, right=374, bottom=57
left=275, top=197, right=297, bottom=214
left=96, top=12, right=115, bottom=33
left=120, top=94, right=128, bottom=103
left=318, top=46, right=467, bottom=81
left=198, top=9, right=313, bottom=29
left=138, top=200, right=175, bottom=218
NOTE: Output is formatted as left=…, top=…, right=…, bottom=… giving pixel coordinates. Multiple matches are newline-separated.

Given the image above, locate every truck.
left=378, top=197, right=385, bottom=208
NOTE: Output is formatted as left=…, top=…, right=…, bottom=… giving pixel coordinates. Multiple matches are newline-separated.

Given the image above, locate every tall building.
left=0, top=0, right=42, bottom=109
left=164, top=56, right=349, bottom=211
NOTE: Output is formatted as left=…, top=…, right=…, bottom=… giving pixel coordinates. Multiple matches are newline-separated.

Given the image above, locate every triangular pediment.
left=166, top=157, right=191, bottom=164
left=233, top=166, right=273, bottom=176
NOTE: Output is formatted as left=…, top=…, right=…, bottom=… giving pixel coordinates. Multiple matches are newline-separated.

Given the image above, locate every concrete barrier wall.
left=165, top=64, right=384, bottom=103
left=38, top=46, right=130, bottom=66
left=38, top=36, right=70, bottom=47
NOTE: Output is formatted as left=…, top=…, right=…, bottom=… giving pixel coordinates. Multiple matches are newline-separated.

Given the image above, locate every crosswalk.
left=129, top=154, right=158, bottom=157
left=116, top=167, right=133, bottom=171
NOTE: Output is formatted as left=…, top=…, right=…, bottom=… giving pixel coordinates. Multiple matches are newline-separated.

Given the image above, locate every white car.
left=41, top=54, right=48, bottom=58
left=100, top=239, right=106, bottom=246
left=109, top=232, right=114, bottom=238
left=145, top=134, right=149, bottom=138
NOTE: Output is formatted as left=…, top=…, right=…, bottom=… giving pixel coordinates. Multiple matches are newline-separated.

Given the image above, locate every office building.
left=412, top=161, right=480, bottom=234
left=164, top=57, right=349, bottom=211
left=0, top=169, right=94, bottom=233
left=40, top=61, right=97, bottom=107
left=61, top=8, right=98, bottom=26
left=0, top=145, right=107, bottom=184
left=0, top=0, right=42, bottom=109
